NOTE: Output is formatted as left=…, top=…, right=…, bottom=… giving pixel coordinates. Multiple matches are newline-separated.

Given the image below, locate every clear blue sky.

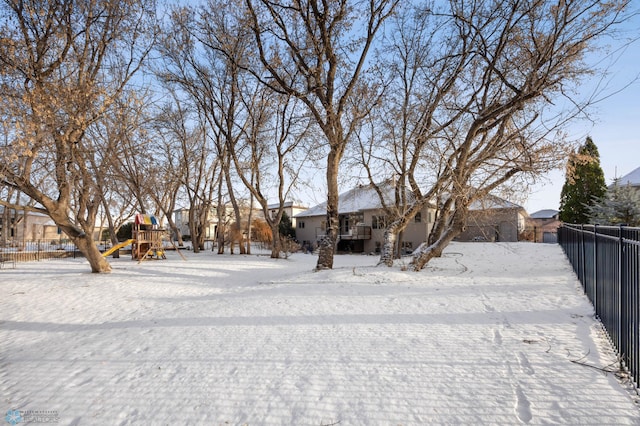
left=296, top=7, right=640, bottom=214
left=525, top=12, right=640, bottom=214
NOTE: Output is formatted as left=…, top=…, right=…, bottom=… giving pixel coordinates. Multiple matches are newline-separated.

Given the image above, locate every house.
left=615, top=166, right=640, bottom=190
left=528, top=209, right=561, bottom=243
left=267, top=201, right=308, bottom=228
left=455, top=195, right=527, bottom=242
left=0, top=207, right=62, bottom=242
left=173, top=206, right=225, bottom=240
left=294, top=183, right=434, bottom=254
left=173, top=203, right=267, bottom=241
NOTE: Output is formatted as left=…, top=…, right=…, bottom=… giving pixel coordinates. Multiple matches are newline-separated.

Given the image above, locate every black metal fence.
left=558, top=224, right=640, bottom=389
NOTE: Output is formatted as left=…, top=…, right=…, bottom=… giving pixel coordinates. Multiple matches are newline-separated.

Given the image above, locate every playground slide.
left=101, top=239, right=135, bottom=257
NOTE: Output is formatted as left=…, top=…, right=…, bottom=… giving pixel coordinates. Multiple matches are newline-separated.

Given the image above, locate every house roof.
left=615, top=166, right=640, bottom=187
left=529, top=209, right=559, bottom=219
left=0, top=206, right=56, bottom=226
left=267, top=201, right=307, bottom=210
left=296, top=183, right=523, bottom=218
left=468, top=193, right=524, bottom=211
left=295, top=183, right=398, bottom=218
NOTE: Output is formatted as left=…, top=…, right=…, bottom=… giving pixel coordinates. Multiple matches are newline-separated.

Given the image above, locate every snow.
left=295, top=183, right=396, bottom=218
left=1, top=243, right=638, bottom=425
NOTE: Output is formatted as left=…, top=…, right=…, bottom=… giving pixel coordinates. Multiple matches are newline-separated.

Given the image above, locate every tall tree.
left=354, top=3, right=465, bottom=264
left=192, top=0, right=320, bottom=259
left=559, top=137, right=607, bottom=224
left=158, top=2, right=251, bottom=254
left=351, top=0, right=630, bottom=270
left=0, top=0, right=156, bottom=272
left=232, top=89, right=315, bottom=259
left=245, top=0, right=399, bottom=269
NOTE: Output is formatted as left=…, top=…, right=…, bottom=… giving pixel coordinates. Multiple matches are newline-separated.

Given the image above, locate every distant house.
left=294, top=183, right=434, bottom=254
left=173, top=204, right=267, bottom=241
left=267, top=201, right=308, bottom=229
left=173, top=206, right=229, bottom=240
left=528, top=209, right=561, bottom=243
left=613, top=166, right=640, bottom=191
left=455, top=195, right=527, bottom=242
left=0, top=207, right=62, bottom=242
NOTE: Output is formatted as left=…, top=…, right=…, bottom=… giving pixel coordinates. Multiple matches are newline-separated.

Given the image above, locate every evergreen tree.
left=559, top=137, right=607, bottom=223
left=278, top=212, right=297, bottom=240
left=588, top=179, right=640, bottom=226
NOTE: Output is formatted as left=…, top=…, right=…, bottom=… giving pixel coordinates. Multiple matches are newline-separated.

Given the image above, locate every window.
left=297, top=221, right=305, bottom=229
left=372, top=215, right=387, bottom=229
left=415, top=212, right=422, bottom=223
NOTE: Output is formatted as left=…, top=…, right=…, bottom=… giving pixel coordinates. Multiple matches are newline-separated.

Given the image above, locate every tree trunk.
left=270, top=226, right=281, bottom=259
left=165, top=216, right=184, bottom=247
left=378, top=201, right=426, bottom=267
left=216, top=223, right=225, bottom=254
left=245, top=194, right=254, bottom=255
left=378, top=227, right=398, bottom=267
left=188, top=206, right=200, bottom=253
left=100, top=198, right=120, bottom=258
left=412, top=207, right=467, bottom=271
left=316, top=149, right=340, bottom=270
left=75, top=233, right=112, bottom=273
left=225, top=151, right=246, bottom=255
left=428, top=198, right=453, bottom=247
left=196, top=206, right=208, bottom=251
left=43, top=202, right=112, bottom=273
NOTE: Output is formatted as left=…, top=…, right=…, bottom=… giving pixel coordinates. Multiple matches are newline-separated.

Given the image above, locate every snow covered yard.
left=1, top=243, right=638, bottom=425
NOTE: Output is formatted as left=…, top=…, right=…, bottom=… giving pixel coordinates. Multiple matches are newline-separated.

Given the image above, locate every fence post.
left=580, top=224, right=586, bottom=291
left=593, top=224, right=598, bottom=312
left=618, top=225, right=624, bottom=352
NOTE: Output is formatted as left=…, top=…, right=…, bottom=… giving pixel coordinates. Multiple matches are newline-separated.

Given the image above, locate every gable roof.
left=468, top=193, right=524, bottom=211
left=296, top=183, right=523, bottom=218
left=295, top=183, right=399, bottom=218
left=529, top=209, right=559, bottom=219
left=267, top=201, right=307, bottom=210
left=0, top=206, right=56, bottom=226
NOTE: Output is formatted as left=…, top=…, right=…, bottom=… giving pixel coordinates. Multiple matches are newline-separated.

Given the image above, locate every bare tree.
left=193, top=0, right=317, bottom=257
left=159, top=2, right=254, bottom=254
left=169, top=102, right=218, bottom=253
left=149, top=105, right=191, bottom=247
left=245, top=0, right=399, bottom=269
left=362, top=0, right=632, bottom=270
left=355, top=2, right=471, bottom=266
left=235, top=89, right=315, bottom=258
left=0, top=0, right=156, bottom=272
left=106, top=93, right=158, bottom=216
left=84, top=95, right=141, bottom=254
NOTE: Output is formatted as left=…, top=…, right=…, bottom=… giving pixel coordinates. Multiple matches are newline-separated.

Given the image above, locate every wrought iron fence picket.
left=559, top=224, right=640, bottom=390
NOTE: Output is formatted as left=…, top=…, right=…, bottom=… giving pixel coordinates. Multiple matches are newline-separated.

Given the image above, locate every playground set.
left=102, top=214, right=185, bottom=262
